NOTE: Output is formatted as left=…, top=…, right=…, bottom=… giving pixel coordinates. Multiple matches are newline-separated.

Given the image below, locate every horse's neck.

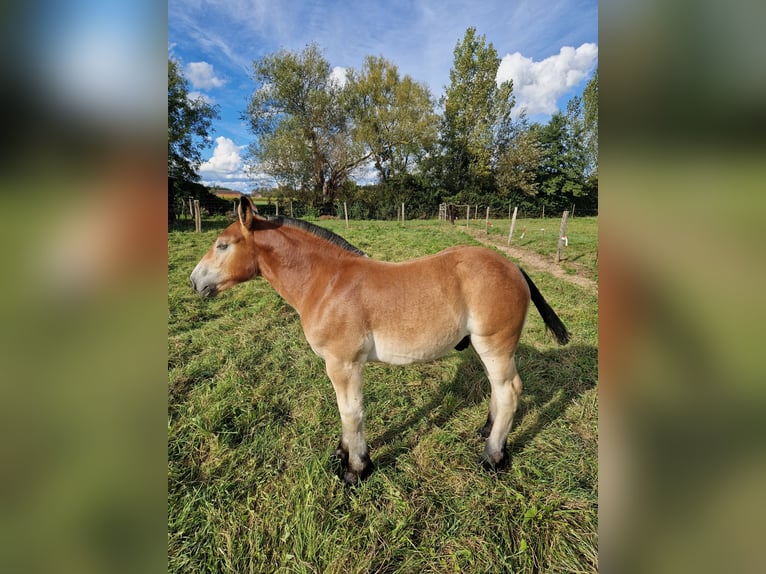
left=254, top=226, right=341, bottom=313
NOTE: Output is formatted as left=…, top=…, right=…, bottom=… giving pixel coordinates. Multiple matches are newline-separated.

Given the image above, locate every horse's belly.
left=367, top=333, right=461, bottom=365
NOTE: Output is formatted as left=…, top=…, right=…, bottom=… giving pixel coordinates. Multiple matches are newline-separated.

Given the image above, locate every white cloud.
left=187, top=91, right=215, bottom=105
left=329, top=66, right=348, bottom=88
left=200, top=136, right=243, bottom=175
left=185, top=61, right=226, bottom=90
left=199, top=136, right=275, bottom=192
left=350, top=158, right=378, bottom=186
left=497, top=43, right=598, bottom=116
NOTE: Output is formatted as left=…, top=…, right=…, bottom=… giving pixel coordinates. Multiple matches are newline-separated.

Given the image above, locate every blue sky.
left=169, top=0, right=598, bottom=192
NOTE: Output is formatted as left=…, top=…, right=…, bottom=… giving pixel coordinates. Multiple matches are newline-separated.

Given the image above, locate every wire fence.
left=250, top=199, right=598, bottom=221
left=169, top=195, right=598, bottom=234
left=437, top=203, right=598, bottom=222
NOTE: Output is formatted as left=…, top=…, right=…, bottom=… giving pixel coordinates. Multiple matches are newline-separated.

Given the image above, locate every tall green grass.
left=169, top=219, right=597, bottom=573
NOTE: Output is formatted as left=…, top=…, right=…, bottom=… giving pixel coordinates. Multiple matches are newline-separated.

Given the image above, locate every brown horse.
left=190, top=196, right=569, bottom=485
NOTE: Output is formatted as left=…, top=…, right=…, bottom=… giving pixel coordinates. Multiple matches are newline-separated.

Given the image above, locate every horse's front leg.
left=325, top=358, right=374, bottom=486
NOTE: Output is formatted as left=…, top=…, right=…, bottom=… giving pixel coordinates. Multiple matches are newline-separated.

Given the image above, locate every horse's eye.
left=217, top=242, right=229, bottom=251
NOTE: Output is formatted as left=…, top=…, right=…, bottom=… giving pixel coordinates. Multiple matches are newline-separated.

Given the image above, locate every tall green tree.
left=167, top=58, right=219, bottom=182
left=347, top=56, right=438, bottom=184
left=582, top=68, right=598, bottom=177
left=536, top=112, right=572, bottom=205
left=496, top=114, right=542, bottom=198
left=534, top=94, right=593, bottom=212
left=439, top=27, right=515, bottom=204
left=564, top=94, right=589, bottom=193
left=244, top=44, right=370, bottom=213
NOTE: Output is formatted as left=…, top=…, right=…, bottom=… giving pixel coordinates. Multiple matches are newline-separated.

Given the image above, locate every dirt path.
left=463, top=228, right=598, bottom=292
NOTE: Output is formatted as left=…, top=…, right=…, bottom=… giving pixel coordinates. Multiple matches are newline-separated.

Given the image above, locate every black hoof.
left=481, top=448, right=509, bottom=473
left=332, top=442, right=374, bottom=486
left=342, top=459, right=375, bottom=487
left=357, top=455, right=375, bottom=480
left=332, top=443, right=349, bottom=467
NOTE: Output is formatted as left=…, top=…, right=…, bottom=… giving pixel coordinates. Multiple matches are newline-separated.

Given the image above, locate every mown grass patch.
left=169, top=219, right=597, bottom=573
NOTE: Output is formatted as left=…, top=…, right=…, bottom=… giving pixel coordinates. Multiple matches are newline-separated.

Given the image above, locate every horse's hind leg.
left=325, top=358, right=373, bottom=485
left=473, top=340, right=523, bottom=470
left=480, top=388, right=497, bottom=438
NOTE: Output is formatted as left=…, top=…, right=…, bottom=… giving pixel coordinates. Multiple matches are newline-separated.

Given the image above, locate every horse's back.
left=355, top=245, right=529, bottom=326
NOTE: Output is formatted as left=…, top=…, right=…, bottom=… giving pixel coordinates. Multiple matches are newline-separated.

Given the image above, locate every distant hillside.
left=210, top=187, right=244, bottom=200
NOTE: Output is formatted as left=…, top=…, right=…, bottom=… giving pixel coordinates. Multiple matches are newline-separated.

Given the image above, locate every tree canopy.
left=243, top=44, right=370, bottom=213
left=234, top=29, right=597, bottom=217
left=495, top=114, right=542, bottom=198
left=438, top=27, right=515, bottom=204
left=582, top=67, right=598, bottom=177
left=243, top=46, right=440, bottom=214
left=347, top=56, right=438, bottom=184
left=168, top=58, right=219, bottom=182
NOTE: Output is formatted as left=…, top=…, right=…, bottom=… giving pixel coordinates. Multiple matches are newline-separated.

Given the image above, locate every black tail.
left=519, top=268, right=570, bottom=345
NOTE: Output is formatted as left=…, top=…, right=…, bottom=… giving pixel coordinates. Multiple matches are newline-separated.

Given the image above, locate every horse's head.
left=190, top=196, right=260, bottom=298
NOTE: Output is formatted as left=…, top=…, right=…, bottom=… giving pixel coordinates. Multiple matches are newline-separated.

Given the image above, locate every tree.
left=244, top=44, right=370, bottom=214
left=582, top=68, right=598, bottom=177
left=496, top=115, right=542, bottom=198
left=439, top=27, right=515, bottom=204
left=536, top=112, right=571, bottom=205
left=533, top=95, right=593, bottom=212
left=564, top=95, right=589, bottom=196
left=167, top=58, right=219, bottom=182
left=346, top=56, right=438, bottom=184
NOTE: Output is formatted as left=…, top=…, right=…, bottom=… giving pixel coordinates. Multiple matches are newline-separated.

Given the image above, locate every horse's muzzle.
left=199, top=284, right=218, bottom=297
left=190, top=274, right=218, bottom=298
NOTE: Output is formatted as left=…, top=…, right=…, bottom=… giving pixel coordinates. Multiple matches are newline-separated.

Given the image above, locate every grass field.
left=168, top=218, right=598, bottom=573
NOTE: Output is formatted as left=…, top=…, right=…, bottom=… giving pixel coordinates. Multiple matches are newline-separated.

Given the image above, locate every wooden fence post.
left=556, top=210, right=569, bottom=263
left=344, top=202, right=349, bottom=228
left=485, top=206, right=490, bottom=234
left=401, top=203, right=405, bottom=225
left=193, top=199, right=201, bottom=233
left=508, top=206, right=518, bottom=245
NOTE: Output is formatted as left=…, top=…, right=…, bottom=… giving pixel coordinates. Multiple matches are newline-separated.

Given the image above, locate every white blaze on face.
left=190, top=234, right=243, bottom=296
left=190, top=256, right=221, bottom=296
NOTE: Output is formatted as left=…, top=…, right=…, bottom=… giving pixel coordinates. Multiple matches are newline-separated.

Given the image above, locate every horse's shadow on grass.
left=368, top=342, right=597, bottom=471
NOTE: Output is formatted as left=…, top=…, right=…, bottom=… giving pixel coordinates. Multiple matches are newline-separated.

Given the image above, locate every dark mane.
left=267, top=216, right=367, bottom=257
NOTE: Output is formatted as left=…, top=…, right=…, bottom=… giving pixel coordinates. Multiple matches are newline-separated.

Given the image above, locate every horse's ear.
left=238, top=195, right=257, bottom=230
